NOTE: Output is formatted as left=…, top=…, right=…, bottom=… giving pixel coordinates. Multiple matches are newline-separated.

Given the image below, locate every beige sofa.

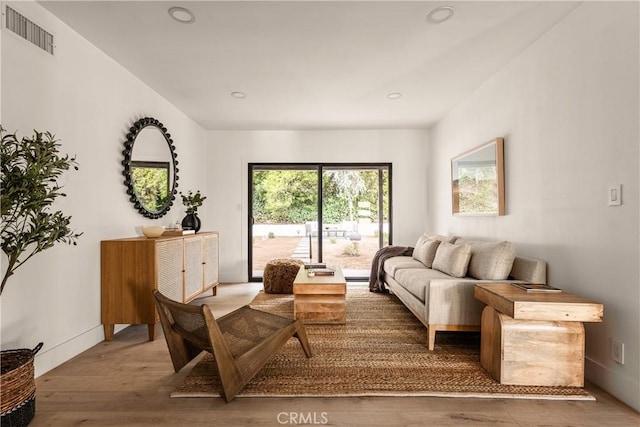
left=383, top=233, right=547, bottom=350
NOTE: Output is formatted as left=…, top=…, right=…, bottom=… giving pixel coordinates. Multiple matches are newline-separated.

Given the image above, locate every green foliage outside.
left=252, top=169, right=389, bottom=224
left=131, top=166, right=169, bottom=213
left=253, top=170, right=317, bottom=223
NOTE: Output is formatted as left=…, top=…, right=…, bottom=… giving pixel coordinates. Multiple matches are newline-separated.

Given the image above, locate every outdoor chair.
left=153, top=290, right=312, bottom=402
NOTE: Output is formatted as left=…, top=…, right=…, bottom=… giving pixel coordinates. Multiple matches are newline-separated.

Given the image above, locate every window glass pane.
left=249, top=164, right=391, bottom=281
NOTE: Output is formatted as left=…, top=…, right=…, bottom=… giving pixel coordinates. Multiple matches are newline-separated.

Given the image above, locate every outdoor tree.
left=252, top=169, right=388, bottom=225
left=325, top=170, right=366, bottom=221
left=256, top=170, right=317, bottom=223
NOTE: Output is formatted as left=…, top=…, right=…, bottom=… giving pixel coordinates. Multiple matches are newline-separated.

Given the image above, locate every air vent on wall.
left=5, top=5, right=54, bottom=55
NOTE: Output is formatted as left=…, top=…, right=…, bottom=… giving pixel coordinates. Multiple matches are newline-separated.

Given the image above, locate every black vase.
left=181, top=213, right=201, bottom=232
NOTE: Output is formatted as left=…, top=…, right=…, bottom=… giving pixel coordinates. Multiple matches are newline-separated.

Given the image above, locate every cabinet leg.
left=211, top=286, right=217, bottom=296
left=148, top=323, right=156, bottom=341
left=104, top=324, right=114, bottom=341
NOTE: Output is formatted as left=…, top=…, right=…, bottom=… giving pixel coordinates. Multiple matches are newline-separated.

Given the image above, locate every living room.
left=1, top=0, right=638, bottom=424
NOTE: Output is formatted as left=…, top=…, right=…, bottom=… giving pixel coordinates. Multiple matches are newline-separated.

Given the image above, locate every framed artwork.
left=451, top=137, right=505, bottom=216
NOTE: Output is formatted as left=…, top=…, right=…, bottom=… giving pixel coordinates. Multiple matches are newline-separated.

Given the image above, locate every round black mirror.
left=122, top=117, right=179, bottom=218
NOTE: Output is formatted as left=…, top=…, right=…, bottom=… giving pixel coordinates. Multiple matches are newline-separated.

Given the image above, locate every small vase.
left=181, top=213, right=201, bottom=232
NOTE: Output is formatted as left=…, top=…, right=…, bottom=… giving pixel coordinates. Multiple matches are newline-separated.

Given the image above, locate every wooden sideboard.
left=101, top=231, right=219, bottom=341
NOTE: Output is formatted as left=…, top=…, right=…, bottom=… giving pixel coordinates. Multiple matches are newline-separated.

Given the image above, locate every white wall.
left=0, top=2, right=207, bottom=375
left=206, top=129, right=429, bottom=282
left=428, top=2, right=639, bottom=410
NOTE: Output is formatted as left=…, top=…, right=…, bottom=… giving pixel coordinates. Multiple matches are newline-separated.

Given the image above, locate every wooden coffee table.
left=293, top=266, right=346, bottom=324
left=474, top=283, right=603, bottom=387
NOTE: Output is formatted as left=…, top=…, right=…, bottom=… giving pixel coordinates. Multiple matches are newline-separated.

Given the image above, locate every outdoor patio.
left=252, top=223, right=386, bottom=277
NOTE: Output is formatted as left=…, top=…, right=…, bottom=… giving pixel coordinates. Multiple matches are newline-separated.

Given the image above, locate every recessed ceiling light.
left=427, top=6, right=455, bottom=24
left=168, top=7, right=195, bottom=24
left=231, top=91, right=246, bottom=99
left=387, top=92, right=403, bottom=100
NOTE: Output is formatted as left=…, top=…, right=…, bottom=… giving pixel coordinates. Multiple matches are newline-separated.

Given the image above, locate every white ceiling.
left=39, top=1, right=579, bottom=130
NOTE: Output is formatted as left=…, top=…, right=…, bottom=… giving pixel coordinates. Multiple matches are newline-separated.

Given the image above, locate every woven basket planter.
left=1, top=343, right=42, bottom=427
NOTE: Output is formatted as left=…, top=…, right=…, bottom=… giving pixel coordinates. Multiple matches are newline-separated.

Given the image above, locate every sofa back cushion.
left=456, top=239, right=517, bottom=280
left=510, top=256, right=547, bottom=284
left=432, top=242, right=472, bottom=278
left=412, top=236, right=441, bottom=268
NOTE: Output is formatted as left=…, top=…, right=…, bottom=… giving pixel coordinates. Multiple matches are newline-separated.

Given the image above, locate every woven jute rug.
left=171, top=285, right=593, bottom=400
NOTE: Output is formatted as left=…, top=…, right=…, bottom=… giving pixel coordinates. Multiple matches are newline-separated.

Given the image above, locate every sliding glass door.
left=249, top=163, right=391, bottom=281
left=321, top=167, right=390, bottom=278
left=250, top=165, right=320, bottom=279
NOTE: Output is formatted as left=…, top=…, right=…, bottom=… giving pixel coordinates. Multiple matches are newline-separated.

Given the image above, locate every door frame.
left=248, top=163, right=392, bottom=282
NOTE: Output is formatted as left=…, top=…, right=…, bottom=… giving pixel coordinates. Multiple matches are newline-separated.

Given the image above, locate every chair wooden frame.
left=153, top=290, right=312, bottom=402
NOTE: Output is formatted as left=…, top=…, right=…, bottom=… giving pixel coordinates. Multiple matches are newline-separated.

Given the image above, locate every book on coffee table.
left=312, top=267, right=336, bottom=276
left=512, top=283, right=562, bottom=293
left=304, top=263, right=326, bottom=269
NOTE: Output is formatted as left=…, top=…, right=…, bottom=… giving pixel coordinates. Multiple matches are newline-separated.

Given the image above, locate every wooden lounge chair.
left=153, top=289, right=312, bottom=402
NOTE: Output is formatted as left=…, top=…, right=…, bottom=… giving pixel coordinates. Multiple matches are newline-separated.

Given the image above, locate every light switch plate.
left=608, top=185, right=622, bottom=206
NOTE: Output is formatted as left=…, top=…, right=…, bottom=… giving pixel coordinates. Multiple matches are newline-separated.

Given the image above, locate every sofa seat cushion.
left=383, top=256, right=426, bottom=277
left=456, top=239, right=517, bottom=280
left=394, top=268, right=453, bottom=302
left=432, top=242, right=472, bottom=278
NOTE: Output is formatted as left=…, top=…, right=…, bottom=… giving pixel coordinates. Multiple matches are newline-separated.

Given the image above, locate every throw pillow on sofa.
left=412, top=236, right=441, bottom=268
left=425, top=233, right=458, bottom=244
left=455, top=239, right=517, bottom=280
left=432, top=242, right=472, bottom=278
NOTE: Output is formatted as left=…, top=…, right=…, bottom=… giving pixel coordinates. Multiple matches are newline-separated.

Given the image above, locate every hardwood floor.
left=33, top=283, right=639, bottom=426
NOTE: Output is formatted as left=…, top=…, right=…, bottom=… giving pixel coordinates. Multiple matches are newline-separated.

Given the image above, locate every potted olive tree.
left=0, top=127, right=82, bottom=426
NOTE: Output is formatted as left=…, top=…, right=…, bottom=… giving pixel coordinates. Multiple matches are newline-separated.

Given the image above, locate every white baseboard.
left=33, top=324, right=128, bottom=377
left=585, top=356, right=640, bottom=412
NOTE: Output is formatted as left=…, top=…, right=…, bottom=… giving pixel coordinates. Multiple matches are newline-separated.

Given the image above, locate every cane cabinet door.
left=203, top=233, right=219, bottom=290
left=156, top=238, right=184, bottom=302
left=184, top=236, right=205, bottom=301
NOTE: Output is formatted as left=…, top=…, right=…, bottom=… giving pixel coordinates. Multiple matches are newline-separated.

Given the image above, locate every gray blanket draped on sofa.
left=369, top=246, right=413, bottom=293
